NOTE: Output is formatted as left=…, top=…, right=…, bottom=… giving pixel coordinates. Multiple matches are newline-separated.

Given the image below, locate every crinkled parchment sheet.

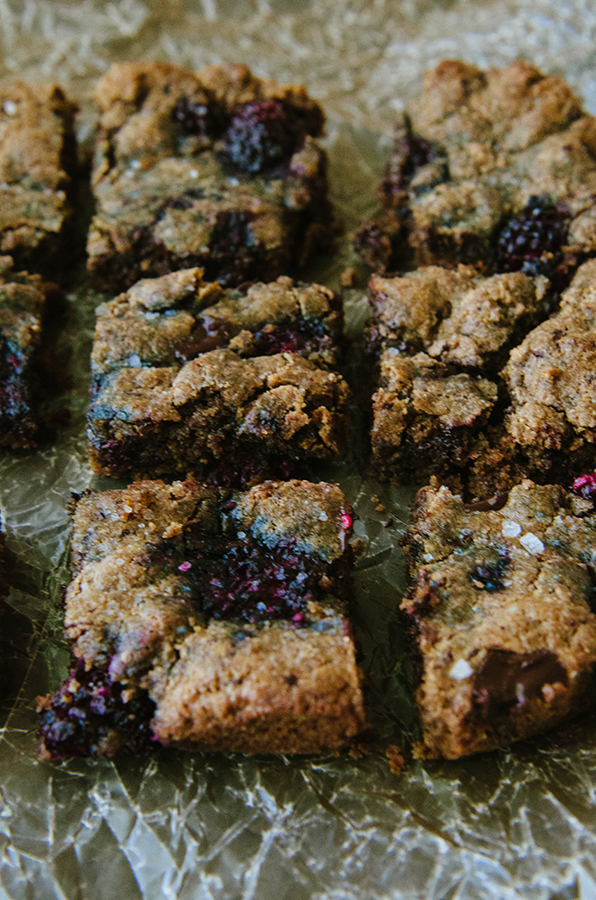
left=2, top=2, right=596, bottom=898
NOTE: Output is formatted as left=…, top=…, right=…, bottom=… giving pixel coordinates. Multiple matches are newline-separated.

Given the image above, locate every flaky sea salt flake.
left=520, top=532, right=545, bottom=554
left=450, top=659, right=473, bottom=680
left=502, top=520, right=522, bottom=537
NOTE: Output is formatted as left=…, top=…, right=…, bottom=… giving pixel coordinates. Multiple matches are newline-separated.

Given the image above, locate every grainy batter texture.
left=87, top=269, right=349, bottom=482
left=401, top=479, right=596, bottom=759
left=87, top=62, right=332, bottom=290
left=38, top=478, right=365, bottom=758
left=0, top=81, right=77, bottom=275
left=356, top=59, right=596, bottom=289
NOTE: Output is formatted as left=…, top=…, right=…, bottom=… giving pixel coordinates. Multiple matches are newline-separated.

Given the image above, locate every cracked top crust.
left=92, top=271, right=342, bottom=373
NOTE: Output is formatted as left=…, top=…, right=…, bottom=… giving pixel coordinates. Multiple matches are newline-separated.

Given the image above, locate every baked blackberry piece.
left=0, top=81, right=77, bottom=275
left=367, top=265, right=549, bottom=491
left=87, top=62, right=331, bottom=290
left=38, top=478, right=365, bottom=758
left=401, top=479, right=596, bottom=759
left=87, top=269, right=349, bottom=481
left=0, top=256, right=62, bottom=449
left=356, top=60, right=596, bottom=287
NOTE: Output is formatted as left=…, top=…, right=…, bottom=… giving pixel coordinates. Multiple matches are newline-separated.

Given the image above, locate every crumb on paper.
left=349, top=738, right=370, bottom=759
left=341, top=267, right=358, bottom=288
left=386, top=744, right=407, bottom=774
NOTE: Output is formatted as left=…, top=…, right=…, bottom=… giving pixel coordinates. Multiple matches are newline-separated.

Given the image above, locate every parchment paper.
left=2, top=2, right=596, bottom=898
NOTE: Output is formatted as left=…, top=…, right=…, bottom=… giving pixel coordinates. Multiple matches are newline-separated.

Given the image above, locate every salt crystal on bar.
left=3, top=100, right=17, bottom=115
left=450, top=659, right=473, bottom=680
left=520, top=532, right=545, bottom=554
left=502, top=520, right=522, bottom=537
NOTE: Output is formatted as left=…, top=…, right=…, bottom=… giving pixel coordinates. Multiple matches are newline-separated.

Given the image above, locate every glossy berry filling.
left=153, top=531, right=343, bottom=624
left=38, top=661, right=155, bottom=760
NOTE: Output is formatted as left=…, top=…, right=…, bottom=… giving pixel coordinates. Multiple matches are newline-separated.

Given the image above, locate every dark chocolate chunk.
left=473, top=648, right=568, bottom=720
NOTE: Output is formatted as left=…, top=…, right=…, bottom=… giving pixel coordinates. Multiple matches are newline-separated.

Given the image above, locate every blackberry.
left=572, top=472, right=596, bottom=501
left=224, top=99, right=299, bottom=175
left=168, top=533, right=330, bottom=624
left=38, top=661, right=155, bottom=759
left=496, top=195, right=569, bottom=281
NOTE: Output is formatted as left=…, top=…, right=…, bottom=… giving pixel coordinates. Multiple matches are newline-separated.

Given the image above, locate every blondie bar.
left=87, top=62, right=331, bottom=290
left=356, top=60, right=596, bottom=290
left=401, top=479, right=596, bottom=758
left=87, top=269, right=349, bottom=481
left=38, top=478, right=365, bottom=758
left=0, top=256, right=62, bottom=448
left=367, top=265, right=549, bottom=492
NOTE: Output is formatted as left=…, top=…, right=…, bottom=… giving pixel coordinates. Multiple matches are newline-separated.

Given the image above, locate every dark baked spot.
left=212, top=456, right=297, bottom=490
left=381, top=120, right=449, bottom=201
left=205, top=210, right=265, bottom=285
left=465, top=492, right=510, bottom=512
left=173, top=96, right=222, bottom=140
left=472, top=648, right=568, bottom=720
left=468, top=552, right=509, bottom=591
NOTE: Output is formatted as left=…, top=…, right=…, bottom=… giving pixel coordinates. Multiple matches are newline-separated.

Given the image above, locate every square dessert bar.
left=87, top=269, right=349, bottom=480
left=0, top=256, right=62, bottom=449
left=367, top=264, right=550, bottom=493
left=87, top=62, right=331, bottom=290
left=38, top=478, right=365, bottom=758
left=401, top=479, right=596, bottom=758
left=356, top=60, right=596, bottom=290
left=0, top=81, right=77, bottom=274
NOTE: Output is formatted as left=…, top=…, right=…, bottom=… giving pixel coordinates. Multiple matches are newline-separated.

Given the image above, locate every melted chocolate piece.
left=465, top=491, right=509, bottom=513
left=473, top=648, right=568, bottom=720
